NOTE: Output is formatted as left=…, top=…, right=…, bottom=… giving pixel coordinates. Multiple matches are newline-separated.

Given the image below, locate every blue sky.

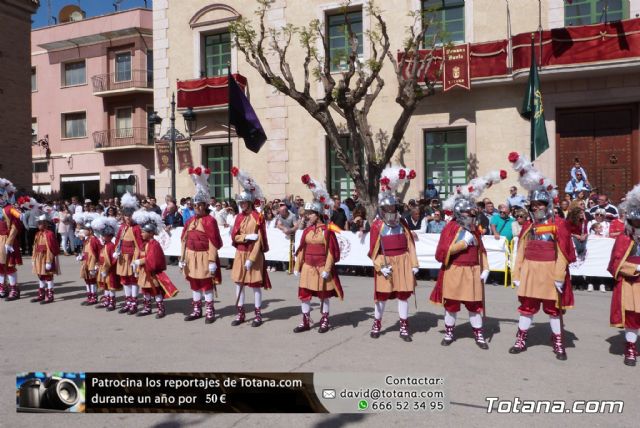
left=32, top=0, right=152, bottom=29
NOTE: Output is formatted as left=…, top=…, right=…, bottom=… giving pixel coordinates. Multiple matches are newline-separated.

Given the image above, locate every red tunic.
left=0, top=205, right=23, bottom=267
left=295, top=224, right=343, bottom=299
left=98, top=241, right=120, bottom=290
left=181, top=215, right=223, bottom=285
left=139, top=239, right=178, bottom=298
left=607, top=234, right=640, bottom=327
left=430, top=221, right=487, bottom=306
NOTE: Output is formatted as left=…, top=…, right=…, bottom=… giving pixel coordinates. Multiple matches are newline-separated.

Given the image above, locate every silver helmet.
left=627, top=207, right=640, bottom=222
left=378, top=196, right=400, bottom=227
left=193, top=191, right=208, bottom=204
left=102, top=224, right=116, bottom=236
left=453, top=199, right=477, bottom=229
left=141, top=220, right=158, bottom=234
left=529, top=189, right=552, bottom=221
left=304, top=201, right=323, bottom=214
left=529, top=189, right=551, bottom=206
left=235, top=190, right=255, bottom=204
left=379, top=194, right=398, bottom=208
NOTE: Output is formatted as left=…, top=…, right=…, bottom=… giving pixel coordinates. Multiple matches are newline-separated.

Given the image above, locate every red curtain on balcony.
left=177, top=74, right=248, bottom=109
left=512, top=18, right=640, bottom=71
left=400, top=17, right=640, bottom=83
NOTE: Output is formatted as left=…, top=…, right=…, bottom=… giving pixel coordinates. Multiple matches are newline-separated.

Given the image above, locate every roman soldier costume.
left=91, top=216, right=121, bottom=311
left=292, top=174, right=343, bottom=333
left=131, top=211, right=177, bottom=319
left=113, top=192, right=144, bottom=315
left=230, top=166, right=271, bottom=327
left=608, top=183, right=640, bottom=366
left=0, top=179, right=22, bottom=300
left=508, top=152, right=576, bottom=360
left=431, top=170, right=507, bottom=349
left=368, top=166, right=419, bottom=341
left=181, top=166, right=223, bottom=324
left=73, top=212, right=101, bottom=306
left=32, top=212, right=60, bottom=304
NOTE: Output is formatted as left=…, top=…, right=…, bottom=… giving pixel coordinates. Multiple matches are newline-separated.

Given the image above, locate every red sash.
left=186, top=230, right=209, bottom=251
left=304, top=243, right=326, bottom=267
left=0, top=220, right=8, bottom=235
left=524, top=240, right=556, bottom=262
left=36, top=244, right=47, bottom=254
left=381, top=233, right=408, bottom=256
left=451, top=245, right=479, bottom=266
left=121, top=240, right=135, bottom=255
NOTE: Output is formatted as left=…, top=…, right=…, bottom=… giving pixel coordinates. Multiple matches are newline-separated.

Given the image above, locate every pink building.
left=31, top=7, right=154, bottom=201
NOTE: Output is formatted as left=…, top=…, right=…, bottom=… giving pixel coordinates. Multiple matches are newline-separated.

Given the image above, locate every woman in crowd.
left=263, top=204, right=278, bottom=273
left=57, top=204, right=74, bottom=256
left=511, top=208, right=528, bottom=238
left=565, top=199, right=588, bottom=260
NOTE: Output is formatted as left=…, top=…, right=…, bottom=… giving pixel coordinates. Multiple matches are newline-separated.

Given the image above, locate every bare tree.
left=230, top=0, right=441, bottom=219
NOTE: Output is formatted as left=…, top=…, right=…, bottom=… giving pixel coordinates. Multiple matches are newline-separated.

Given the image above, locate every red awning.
left=177, top=74, right=247, bottom=109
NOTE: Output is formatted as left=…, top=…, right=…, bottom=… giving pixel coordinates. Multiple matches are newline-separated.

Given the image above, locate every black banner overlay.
left=85, top=372, right=328, bottom=413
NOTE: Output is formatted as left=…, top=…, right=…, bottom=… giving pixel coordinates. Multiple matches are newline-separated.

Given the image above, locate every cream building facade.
left=155, top=0, right=640, bottom=205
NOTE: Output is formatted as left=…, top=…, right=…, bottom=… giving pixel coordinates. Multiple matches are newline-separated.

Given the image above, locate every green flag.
left=520, top=36, right=549, bottom=161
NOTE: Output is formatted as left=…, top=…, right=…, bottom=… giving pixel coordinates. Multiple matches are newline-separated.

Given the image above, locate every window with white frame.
left=203, top=32, right=231, bottom=77
left=32, top=118, right=38, bottom=144
left=115, top=52, right=132, bottom=82
left=62, top=61, right=86, bottom=86
left=31, top=67, right=37, bottom=91
left=115, top=107, right=133, bottom=138
left=62, top=112, right=87, bottom=138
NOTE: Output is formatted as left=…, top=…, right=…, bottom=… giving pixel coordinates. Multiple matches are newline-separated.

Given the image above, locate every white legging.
left=60, top=229, right=75, bottom=252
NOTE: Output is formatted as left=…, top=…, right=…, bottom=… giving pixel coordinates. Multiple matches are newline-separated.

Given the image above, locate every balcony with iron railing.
left=92, top=127, right=154, bottom=151
left=91, top=69, right=153, bottom=96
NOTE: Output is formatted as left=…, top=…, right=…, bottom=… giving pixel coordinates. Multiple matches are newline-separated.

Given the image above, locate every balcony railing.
left=92, top=127, right=153, bottom=150
left=91, top=69, right=153, bottom=94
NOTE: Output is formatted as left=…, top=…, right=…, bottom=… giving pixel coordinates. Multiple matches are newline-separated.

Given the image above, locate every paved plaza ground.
left=0, top=256, right=637, bottom=427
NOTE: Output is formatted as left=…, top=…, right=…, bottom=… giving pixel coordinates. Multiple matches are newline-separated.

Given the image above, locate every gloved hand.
left=480, top=270, right=490, bottom=282
left=178, top=260, right=186, bottom=269
left=463, top=231, right=476, bottom=246
left=100, top=271, right=107, bottom=278
left=45, top=263, right=52, bottom=271
left=412, top=267, right=419, bottom=276
left=245, top=233, right=259, bottom=241
left=513, top=280, right=520, bottom=288
left=380, top=266, right=392, bottom=278
left=4, top=244, right=13, bottom=254
left=321, top=271, right=330, bottom=280
left=293, top=270, right=300, bottom=277
left=636, top=265, right=640, bottom=272
left=130, top=260, right=140, bottom=270
left=89, top=269, right=97, bottom=277
left=245, top=260, right=253, bottom=270
left=208, top=262, right=217, bottom=274
left=112, top=251, right=120, bottom=259
left=76, top=254, right=84, bottom=262
left=555, top=280, right=564, bottom=293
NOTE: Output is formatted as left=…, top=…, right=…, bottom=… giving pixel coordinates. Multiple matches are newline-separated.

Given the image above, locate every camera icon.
left=19, top=376, right=80, bottom=411
left=322, top=389, right=336, bottom=399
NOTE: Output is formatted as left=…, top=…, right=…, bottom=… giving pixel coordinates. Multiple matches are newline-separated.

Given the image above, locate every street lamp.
left=182, top=107, right=197, bottom=136
left=148, top=93, right=188, bottom=201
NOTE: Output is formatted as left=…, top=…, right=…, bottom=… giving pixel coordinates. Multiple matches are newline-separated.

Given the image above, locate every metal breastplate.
left=530, top=224, right=556, bottom=242
left=380, top=224, right=403, bottom=236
